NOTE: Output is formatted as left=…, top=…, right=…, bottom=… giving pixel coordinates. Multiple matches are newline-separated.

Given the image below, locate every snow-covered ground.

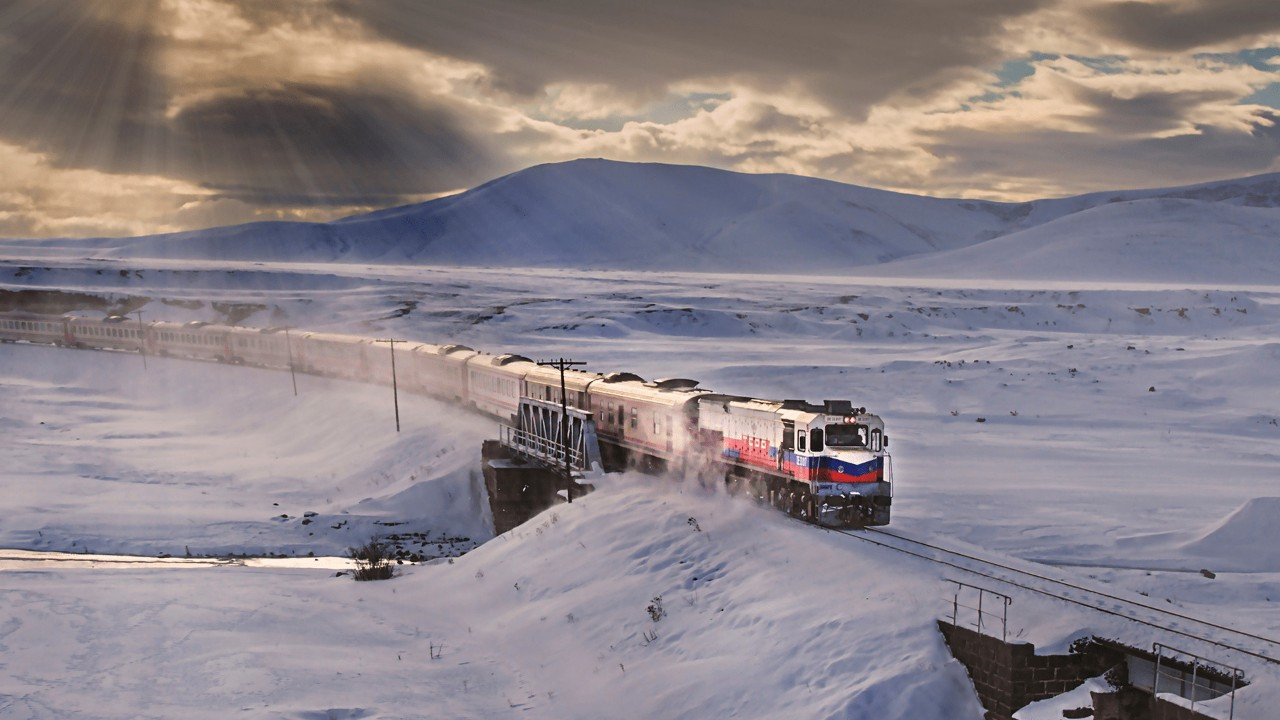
left=3, top=256, right=1280, bottom=718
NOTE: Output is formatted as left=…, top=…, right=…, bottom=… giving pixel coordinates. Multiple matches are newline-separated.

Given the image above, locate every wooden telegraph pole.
left=380, top=338, right=401, bottom=432
left=134, top=309, right=147, bottom=370
left=284, top=328, right=298, bottom=396
left=537, top=358, right=586, bottom=501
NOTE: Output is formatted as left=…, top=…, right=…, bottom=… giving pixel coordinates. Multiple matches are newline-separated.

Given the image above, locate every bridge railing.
left=498, top=397, right=603, bottom=479
left=946, top=580, right=1012, bottom=642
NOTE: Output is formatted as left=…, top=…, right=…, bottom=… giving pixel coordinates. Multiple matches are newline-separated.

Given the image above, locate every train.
left=0, top=311, right=893, bottom=526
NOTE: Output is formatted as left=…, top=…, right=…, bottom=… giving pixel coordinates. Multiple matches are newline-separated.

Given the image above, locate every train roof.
left=648, top=377, right=699, bottom=390
left=299, top=331, right=370, bottom=345
left=67, top=314, right=130, bottom=325
left=699, top=395, right=876, bottom=422
left=408, top=342, right=476, bottom=359
left=588, top=377, right=712, bottom=408
left=601, top=371, right=644, bottom=383
left=468, top=352, right=537, bottom=371
left=152, top=319, right=236, bottom=332
left=522, top=364, right=600, bottom=391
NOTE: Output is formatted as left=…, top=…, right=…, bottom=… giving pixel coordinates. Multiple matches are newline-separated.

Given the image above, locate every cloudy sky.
left=1, top=0, right=1278, bottom=238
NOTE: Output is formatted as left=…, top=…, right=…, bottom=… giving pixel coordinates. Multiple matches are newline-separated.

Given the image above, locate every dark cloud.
left=169, top=83, right=503, bottom=205
left=924, top=111, right=1280, bottom=195
left=1063, top=80, right=1240, bottom=135
left=330, top=0, right=1051, bottom=117
left=0, top=0, right=169, bottom=174
left=0, top=1, right=508, bottom=211
left=1091, top=0, right=1280, bottom=52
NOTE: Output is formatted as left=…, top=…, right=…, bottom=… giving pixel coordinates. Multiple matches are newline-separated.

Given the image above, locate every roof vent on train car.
left=602, top=372, right=645, bottom=383
left=105, top=315, right=127, bottom=323
left=439, top=344, right=474, bottom=354
left=184, top=321, right=209, bottom=329
left=494, top=354, right=532, bottom=366
left=823, top=400, right=854, bottom=415
left=648, top=378, right=700, bottom=390
left=781, top=399, right=810, bottom=410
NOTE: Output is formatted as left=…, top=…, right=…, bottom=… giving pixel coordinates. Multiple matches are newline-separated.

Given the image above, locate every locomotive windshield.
left=824, top=423, right=868, bottom=448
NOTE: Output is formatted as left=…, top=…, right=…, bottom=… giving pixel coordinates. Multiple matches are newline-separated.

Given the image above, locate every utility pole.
left=134, top=309, right=146, bottom=370
left=284, top=328, right=297, bottom=396
left=537, top=358, right=585, bottom=502
left=380, top=338, right=401, bottom=432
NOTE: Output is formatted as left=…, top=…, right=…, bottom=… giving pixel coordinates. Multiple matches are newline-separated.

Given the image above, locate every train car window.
left=870, top=429, right=882, bottom=451
left=798, top=430, right=807, bottom=452
left=653, top=414, right=660, bottom=434
left=630, top=407, right=638, bottom=430
left=811, top=429, right=824, bottom=452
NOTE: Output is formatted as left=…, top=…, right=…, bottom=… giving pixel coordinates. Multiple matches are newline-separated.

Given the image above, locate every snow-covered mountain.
left=5, top=159, right=1280, bottom=282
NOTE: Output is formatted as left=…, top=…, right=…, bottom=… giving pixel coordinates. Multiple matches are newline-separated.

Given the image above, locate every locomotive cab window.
left=870, top=428, right=882, bottom=451
left=797, top=430, right=807, bottom=452
left=811, top=428, right=824, bottom=452
left=825, top=423, right=868, bottom=448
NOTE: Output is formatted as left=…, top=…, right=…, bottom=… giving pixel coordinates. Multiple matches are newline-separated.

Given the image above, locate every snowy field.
left=3, top=259, right=1280, bottom=718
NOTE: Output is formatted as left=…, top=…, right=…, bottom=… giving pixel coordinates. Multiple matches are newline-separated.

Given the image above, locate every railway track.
left=824, top=522, right=1280, bottom=667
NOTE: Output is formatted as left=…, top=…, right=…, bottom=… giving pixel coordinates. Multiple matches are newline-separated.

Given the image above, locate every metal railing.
left=946, top=580, right=1012, bottom=642
left=1151, top=643, right=1243, bottom=719
left=498, top=424, right=591, bottom=475
left=497, top=397, right=603, bottom=478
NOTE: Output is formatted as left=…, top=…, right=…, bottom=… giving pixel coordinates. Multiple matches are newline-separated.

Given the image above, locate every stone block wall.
left=482, top=440, right=565, bottom=534
left=1093, top=689, right=1222, bottom=720
left=937, top=621, right=1121, bottom=720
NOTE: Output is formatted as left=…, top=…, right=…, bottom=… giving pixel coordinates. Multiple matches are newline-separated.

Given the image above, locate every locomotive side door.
left=780, top=420, right=794, bottom=472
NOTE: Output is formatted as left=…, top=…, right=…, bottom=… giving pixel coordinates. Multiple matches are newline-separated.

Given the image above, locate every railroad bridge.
left=483, top=397, right=603, bottom=533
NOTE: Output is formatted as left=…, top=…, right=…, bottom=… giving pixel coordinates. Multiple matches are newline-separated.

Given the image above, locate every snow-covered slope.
left=879, top=198, right=1280, bottom=285
left=5, top=159, right=1278, bottom=282
left=5, top=263, right=1280, bottom=718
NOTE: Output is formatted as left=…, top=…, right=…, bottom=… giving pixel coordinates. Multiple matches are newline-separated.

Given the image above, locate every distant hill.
left=5, top=158, right=1280, bottom=282
left=878, top=196, right=1280, bottom=285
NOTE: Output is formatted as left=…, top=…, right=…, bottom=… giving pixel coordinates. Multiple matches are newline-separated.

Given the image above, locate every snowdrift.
left=1179, top=497, right=1280, bottom=572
